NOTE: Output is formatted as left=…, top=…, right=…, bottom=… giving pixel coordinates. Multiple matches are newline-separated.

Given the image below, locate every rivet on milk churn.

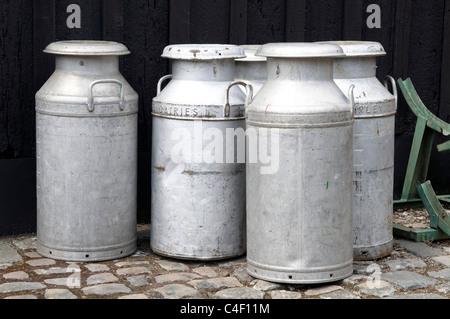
left=235, top=45, right=267, bottom=96
left=246, top=43, right=355, bottom=284
left=151, top=44, right=253, bottom=261
left=35, top=41, right=139, bottom=262
left=322, top=41, right=397, bottom=261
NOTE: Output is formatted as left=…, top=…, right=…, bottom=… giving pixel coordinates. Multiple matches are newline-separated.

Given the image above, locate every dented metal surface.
left=324, top=41, right=397, bottom=261
left=151, top=44, right=248, bottom=261
left=246, top=43, right=354, bottom=284
left=35, top=41, right=139, bottom=262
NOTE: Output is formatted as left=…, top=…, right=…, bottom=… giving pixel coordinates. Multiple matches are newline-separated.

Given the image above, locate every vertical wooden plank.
left=305, top=0, right=344, bottom=42
left=408, top=0, right=444, bottom=117
left=393, top=0, right=412, bottom=80
left=392, top=0, right=412, bottom=135
left=440, top=0, right=450, bottom=122
left=102, top=0, right=124, bottom=43
left=230, top=0, right=248, bottom=45
left=169, top=0, right=191, bottom=44
left=0, top=1, right=37, bottom=235
left=33, top=0, right=56, bottom=93
left=247, top=1, right=286, bottom=44
left=0, top=2, right=14, bottom=155
left=102, top=0, right=124, bottom=71
left=19, top=0, right=36, bottom=158
left=190, top=0, right=230, bottom=44
left=0, top=0, right=34, bottom=158
left=342, top=0, right=363, bottom=40
left=0, top=3, right=7, bottom=156
left=285, top=0, right=306, bottom=42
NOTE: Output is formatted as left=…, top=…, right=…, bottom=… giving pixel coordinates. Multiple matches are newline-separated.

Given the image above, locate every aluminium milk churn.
left=35, top=41, right=139, bottom=262
left=246, top=43, right=355, bottom=284
left=151, top=44, right=252, bottom=261
left=235, top=45, right=267, bottom=95
left=323, top=41, right=397, bottom=261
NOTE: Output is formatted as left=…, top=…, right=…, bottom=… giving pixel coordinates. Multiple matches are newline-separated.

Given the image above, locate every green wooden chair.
left=393, top=78, right=450, bottom=242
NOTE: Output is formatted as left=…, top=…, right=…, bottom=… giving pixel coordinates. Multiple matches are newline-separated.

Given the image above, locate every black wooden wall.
left=1, top=0, right=450, bottom=236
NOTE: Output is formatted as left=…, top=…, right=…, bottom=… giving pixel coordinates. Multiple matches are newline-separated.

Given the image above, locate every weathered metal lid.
left=317, top=41, right=386, bottom=57
left=237, top=45, right=266, bottom=62
left=44, top=40, right=131, bottom=56
left=161, top=44, right=246, bottom=60
left=256, top=43, right=345, bottom=58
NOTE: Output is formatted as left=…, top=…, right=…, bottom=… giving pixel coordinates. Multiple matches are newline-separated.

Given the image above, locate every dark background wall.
left=1, top=0, right=450, bottom=236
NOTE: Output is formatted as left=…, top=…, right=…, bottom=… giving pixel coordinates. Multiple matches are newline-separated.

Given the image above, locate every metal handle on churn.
left=88, top=79, right=125, bottom=112
left=384, top=75, right=398, bottom=110
left=224, top=81, right=254, bottom=118
left=157, top=75, right=173, bottom=95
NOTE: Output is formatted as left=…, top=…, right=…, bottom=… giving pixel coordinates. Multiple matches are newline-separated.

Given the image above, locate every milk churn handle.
left=384, top=75, right=398, bottom=110
left=88, top=79, right=125, bottom=112
left=348, top=84, right=356, bottom=118
left=157, top=75, right=173, bottom=95
left=224, top=81, right=254, bottom=118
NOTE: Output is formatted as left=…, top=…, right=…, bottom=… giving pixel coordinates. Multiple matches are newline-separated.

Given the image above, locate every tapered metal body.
left=35, top=41, right=139, bottom=262
left=324, top=41, right=397, bottom=261
left=246, top=43, right=355, bottom=284
left=151, top=45, right=248, bottom=261
left=235, top=45, right=267, bottom=95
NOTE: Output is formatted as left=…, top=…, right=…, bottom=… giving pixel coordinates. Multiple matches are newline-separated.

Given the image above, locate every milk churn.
left=235, top=45, right=267, bottom=95
left=323, top=41, right=397, bottom=261
left=246, top=43, right=355, bottom=284
left=151, top=44, right=252, bottom=260
left=35, top=41, right=139, bottom=262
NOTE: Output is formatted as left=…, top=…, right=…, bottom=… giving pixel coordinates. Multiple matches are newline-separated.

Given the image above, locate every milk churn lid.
left=256, top=43, right=345, bottom=58
left=236, top=45, right=267, bottom=62
left=318, top=41, right=386, bottom=57
left=161, top=44, right=246, bottom=60
left=44, top=41, right=131, bottom=56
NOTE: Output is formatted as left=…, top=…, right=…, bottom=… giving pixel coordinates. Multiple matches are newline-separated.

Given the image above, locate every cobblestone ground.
left=0, top=224, right=449, bottom=300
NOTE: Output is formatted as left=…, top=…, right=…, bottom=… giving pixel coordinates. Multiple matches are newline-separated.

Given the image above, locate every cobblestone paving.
left=0, top=225, right=449, bottom=300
